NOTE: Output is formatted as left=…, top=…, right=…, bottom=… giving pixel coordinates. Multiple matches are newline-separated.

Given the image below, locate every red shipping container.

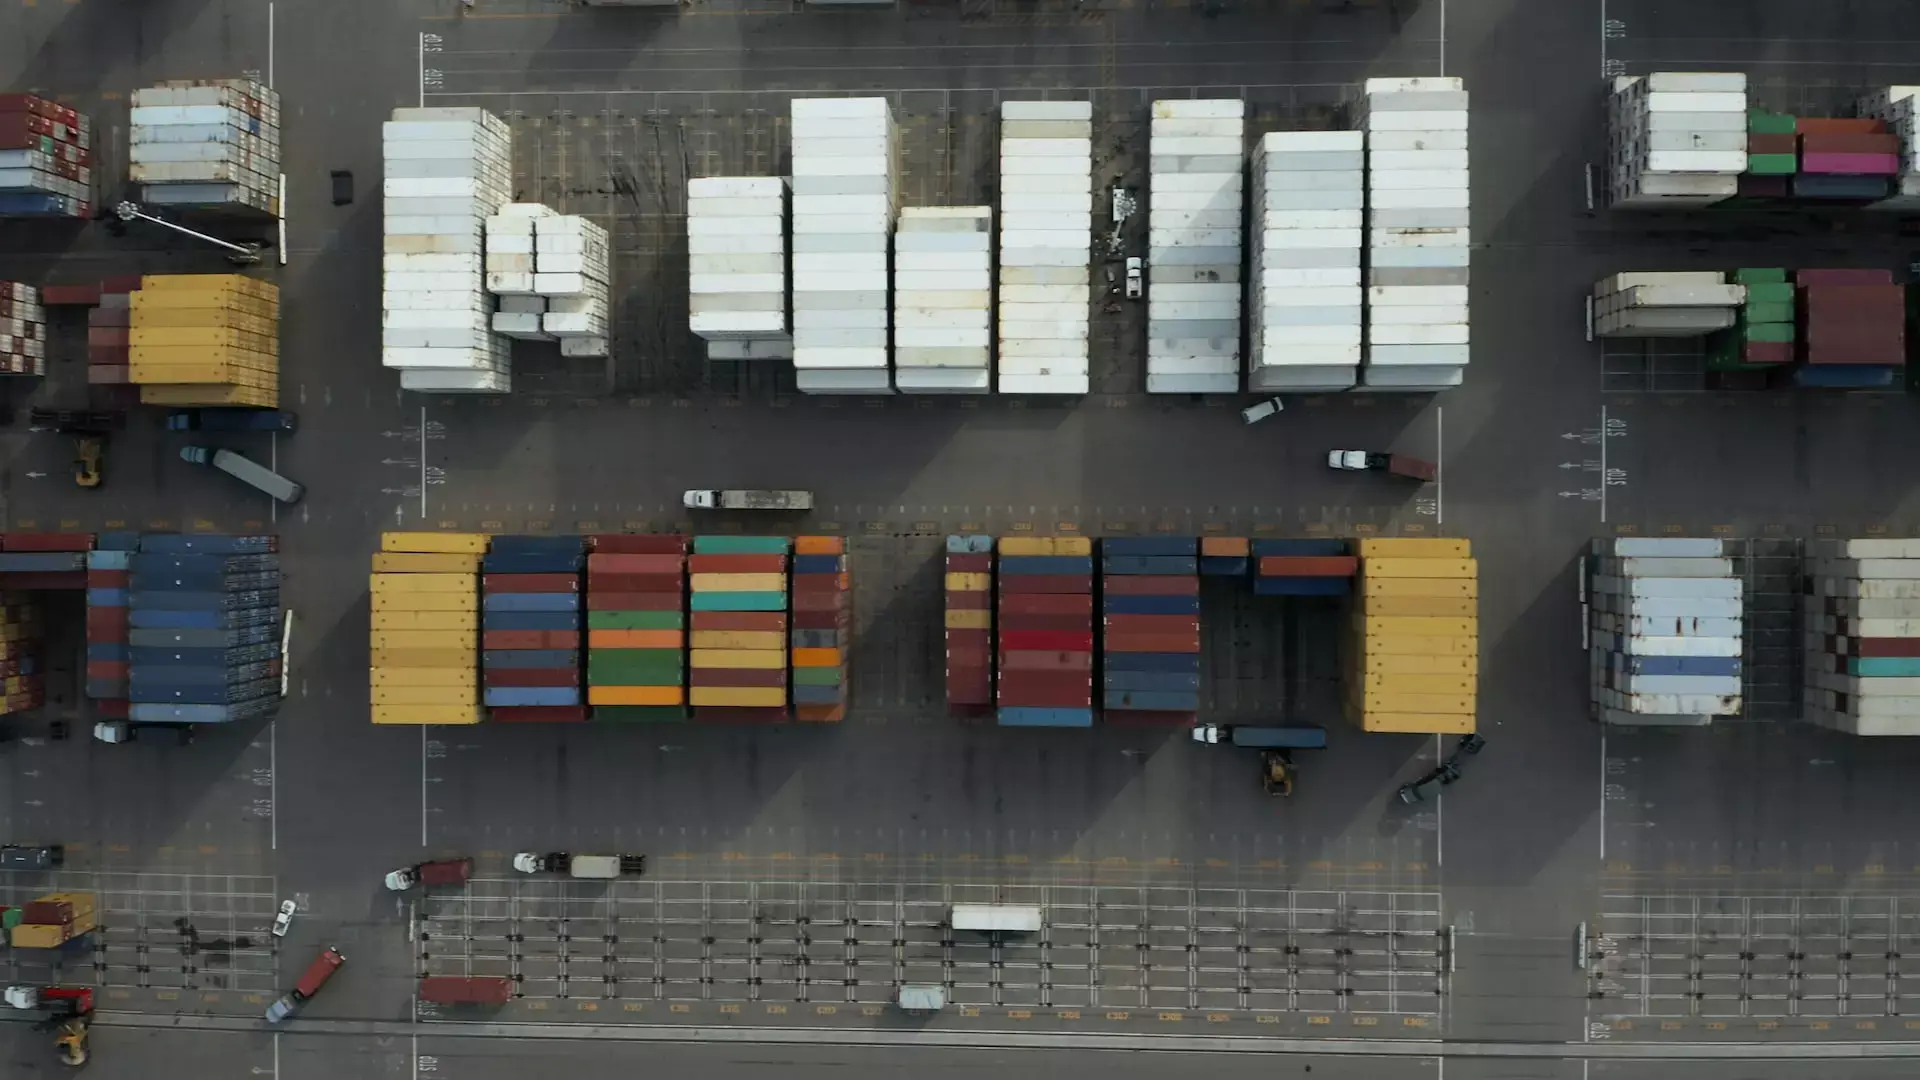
left=0, top=572, right=85, bottom=589
left=790, top=592, right=849, bottom=612
left=997, top=575, right=1090, bottom=594
left=95, top=697, right=129, bottom=719
left=791, top=610, right=849, bottom=631
left=1847, top=637, right=1920, bottom=658
left=100, top=276, right=143, bottom=293
left=587, top=553, right=683, bottom=573
left=1795, top=269, right=1894, bottom=286
left=1000, top=630, right=1093, bottom=652
left=997, top=613, right=1093, bottom=633
left=946, top=629, right=992, bottom=652
left=1100, top=576, right=1198, bottom=596
left=1746, top=133, right=1796, bottom=154
left=796, top=705, right=846, bottom=723
left=1739, top=341, right=1794, bottom=365
left=86, top=607, right=128, bottom=631
left=946, top=590, right=990, bottom=611
left=945, top=554, right=991, bottom=573
left=589, top=572, right=684, bottom=593
left=2, top=532, right=92, bottom=552
left=1103, top=614, right=1201, bottom=636
left=690, top=611, right=787, bottom=632
left=1258, top=555, right=1358, bottom=577
left=1796, top=117, right=1884, bottom=135
left=995, top=672, right=1093, bottom=707
left=1800, top=132, right=1901, bottom=154
left=999, top=593, right=1093, bottom=615
left=999, top=650, right=1092, bottom=672
left=492, top=706, right=590, bottom=723
left=687, top=554, right=787, bottom=573
left=484, top=573, right=579, bottom=593
left=589, top=534, right=688, bottom=555
left=86, top=660, right=128, bottom=680
left=790, top=573, right=849, bottom=593
left=0, top=114, right=55, bottom=142
left=482, top=630, right=578, bottom=650
left=587, top=591, right=682, bottom=611
left=691, top=668, right=786, bottom=688
left=693, top=706, right=789, bottom=722
left=86, top=569, right=129, bottom=588
left=1105, top=632, right=1202, bottom=653
left=484, top=668, right=578, bottom=688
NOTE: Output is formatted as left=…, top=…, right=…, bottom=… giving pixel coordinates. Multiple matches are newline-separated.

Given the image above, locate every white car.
left=271, top=899, right=296, bottom=938
left=1241, top=397, right=1284, bottom=425
left=1124, top=257, right=1143, bottom=299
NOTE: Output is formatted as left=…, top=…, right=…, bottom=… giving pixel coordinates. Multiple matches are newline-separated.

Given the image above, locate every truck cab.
left=384, top=858, right=473, bottom=892
left=682, top=489, right=814, bottom=511
left=1327, top=450, right=1436, bottom=481
left=0, top=845, right=63, bottom=870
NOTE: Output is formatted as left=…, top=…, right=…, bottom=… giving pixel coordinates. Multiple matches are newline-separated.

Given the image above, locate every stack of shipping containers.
left=996, top=536, right=1094, bottom=727
left=0, top=93, right=91, bottom=218
left=1787, top=117, right=1900, bottom=203
left=127, top=534, right=280, bottom=726
left=84, top=538, right=131, bottom=718
left=1606, top=73, right=1746, bottom=208
left=0, top=535, right=88, bottom=588
left=1588, top=538, right=1743, bottom=727
left=1792, top=268, right=1904, bottom=389
left=1590, top=272, right=1741, bottom=339
left=688, top=177, right=791, bottom=361
left=1100, top=538, right=1200, bottom=722
left=1737, top=107, right=1797, bottom=201
left=129, top=274, right=280, bottom=407
left=481, top=536, right=585, bottom=722
left=893, top=206, right=993, bottom=393
left=1862, top=86, right=1920, bottom=210
left=10, top=892, right=95, bottom=950
left=1706, top=268, right=1793, bottom=378
left=1249, top=131, right=1362, bottom=392
left=0, top=589, right=45, bottom=722
left=130, top=79, right=281, bottom=218
left=1199, top=536, right=1251, bottom=577
left=86, top=286, right=138, bottom=390
left=1147, top=100, right=1244, bottom=394
left=371, top=532, right=484, bottom=725
left=789, top=97, right=895, bottom=394
left=945, top=535, right=993, bottom=717
left=1254, top=540, right=1356, bottom=597
left=791, top=536, right=850, bottom=721
left=585, top=534, right=687, bottom=722
left=485, top=203, right=550, bottom=341
left=537, top=214, right=613, bottom=359
left=1346, top=538, right=1477, bottom=734
left=0, top=535, right=74, bottom=722
left=0, top=282, right=45, bottom=375
left=689, top=536, right=790, bottom=718
left=1805, top=538, right=1920, bottom=736
left=381, top=106, right=513, bottom=394
left=998, top=100, right=1093, bottom=395
left=1361, top=77, right=1471, bottom=392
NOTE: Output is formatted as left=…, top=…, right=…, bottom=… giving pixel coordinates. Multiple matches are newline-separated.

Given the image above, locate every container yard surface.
left=11, top=0, right=1920, bottom=1074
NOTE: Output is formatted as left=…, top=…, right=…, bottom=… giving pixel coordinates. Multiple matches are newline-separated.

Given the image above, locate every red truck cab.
left=294, top=946, right=345, bottom=1000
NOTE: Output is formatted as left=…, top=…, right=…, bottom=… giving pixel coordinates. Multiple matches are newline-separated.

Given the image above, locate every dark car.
left=1396, top=734, right=1486, bottom=804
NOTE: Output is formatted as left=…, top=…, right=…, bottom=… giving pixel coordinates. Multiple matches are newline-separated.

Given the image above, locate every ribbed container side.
left=1587, top=540, right=1745, bottom=726
left=997, top=101, right=1092, bottom=394
left=1250, top=129, right=1362, bottom=391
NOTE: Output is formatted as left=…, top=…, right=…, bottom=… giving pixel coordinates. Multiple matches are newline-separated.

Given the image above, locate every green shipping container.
left=692, top=536, right=792, bottom=556
left=588, top=610, right=684, bottom=630
left=588, top=650, right=684, bottom=682
left=1744, top=282, right=1794, bottom=305
left=1733, top=267, right=1788, bottom=285
left=793, top=666, right=844, bottom=687
left=689, top=591, right=788, bottom=612
left=594, top=705, right=688, bottom=723
left=1740, top=321, right=1795, bottom=344
left=1742, top=302, right=1794, bottom=325
left=1745, top=153, right=1797, bottom=176
left=1747, top=109, right=1795, bottom=135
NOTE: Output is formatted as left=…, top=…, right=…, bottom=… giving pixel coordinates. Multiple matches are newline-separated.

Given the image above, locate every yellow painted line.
left=765, top=1004, right=787, bottom=1014
left=1007, top=1009, right=1030, bottom=1020
left=670, top=1003, right=690, bottom=1014
left=1402, top=1016, right=1428, bottom=1027
left=1352, top=1015, right=1377, bottom=1026
left=577, top=1001, right=597, bottom=1011
left=1158, top=1012, right=1182, bottom=1022
left=1057, top=1010, right=1080, bottom=1020
left=527, top=1001, right=548, bottom=1011
left=1106, top=1011, right=1130, bottom=1020
left=623, top=1002, right=643, bottom=1012
left=1308, top=1014, right=1331, bottom=1025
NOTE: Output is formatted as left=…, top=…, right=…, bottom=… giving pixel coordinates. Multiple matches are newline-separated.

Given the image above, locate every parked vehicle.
left=384, top=858, right=473, bottom=892
left=1190, top=724, right=1325, bottom=750
left=1396, top=734, right=1487, bottom=804
left=1240, top=397, right=1284, bottom=425
left=166, top=409, right=298, bottom=433
left=417, top=975, right=513, bottom=1006
left=682, top=489, right=813, bottom=511
left=267, top=946, right=345, bottom=1023
left=180, top=446, right=304, bottom=504
left=512, top=852, right=646, bottom=879
left=92, top=721, right=194, bottom=746
left=271, top=900, right=296, bottom=938
left=1124, top=256, right=1144, bottom=299
left=0, top=845, right=63, bottom=870
left=1327, top=451, right=1437, bottom=481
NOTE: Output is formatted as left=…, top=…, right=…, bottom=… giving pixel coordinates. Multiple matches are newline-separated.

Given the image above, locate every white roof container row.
left=1361, top=78, right=1470, bottom=392
left=1606, top=73, right=1746, bottom=209
left=894, top=206, right=992, bottom=394
left=1148, top=100, right=1243, bottom=394
left=1805, top=539, right=1920, bottom=736
left=382, top=107, right=514, bottom=393
left=1587, top=538, right=1744, bottom=727
left=1860, top=87, right=1920, bottom=210
left=688, top=176, right=789, bottom=357
left=1249, top=130, right=1361, bottom=392
left=1590, top=271, right=1743, bottom=338
left=790, top=97, right=896, bottom=394
left=998, top=100, right=1092, bottom=395
left=131, top=79, right=282, bottom=217
left=534, top=214, right=611, bottom=354
left=485, top=203, right=553, bottom=296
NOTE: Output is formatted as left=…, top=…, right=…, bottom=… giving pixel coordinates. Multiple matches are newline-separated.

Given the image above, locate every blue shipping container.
left=1250, top=539, right=1348, bottom=557
left=0, top=553, right=85, bottom=572
left=946, top=535, right=994, bottom=554
left=1101, top=670, right=1201, bottom=692
left=1616, top=655, right=1741, bottom=677
left=129, top=590, right=277, bottom=611
left=998, top=556, right=1092, bottom=575
left=481, top=611, right=579, bottom=632
left=1792, top=364, right=1899, bottom=389
left=483, top=592, right=581, bottom=613
left=138, top=534, right=276, bottom=555
left=128, top=644, right=278, bottom=666
left=128, top=626, right=277, bottom=648
left=129, top=609, right=278, bottom=631
left=1103, top=689, right=1200, bottom=711
left=130, top=680, right=277, bottom=705
left=1100, top=537, right=1198, bottom=557
left=87, top=588, right=129, bottom=607
left=792, top=555, right=846, bottom=574
left=480, top=552, right=584, bottom=574
left=1100, top=555, right=1198, bottom=576
left=1199, top=556, right=1248, bottom=577
left=482, top=649, right=576, bottom=669
left=997, top=706, right=1095, bottom=728
left=130, top=662, right=276, bottom=686
left=488, top=535, right=586, bottom=554
left=94, top=532, right=142, bottom=553
left=87, top=550, right=133, bottom=570
left=484, top=687, right=582, bottom=707
left=1102, top=652, right=1201, bottom=674
left=87, top=643, right=129, bottom=662
left=130, top=573, right=279, bottom=593
left=793, top=684, right=844, bottom=706
left=789, top=629, right=844, bottom=649
left=1252, top=577, right=1350, bottom=596
left=130, top=553, right=278, bottom=572
left=130, top=701, right=277, bottom=724
left=1102, top=595, right=1201, bottom=616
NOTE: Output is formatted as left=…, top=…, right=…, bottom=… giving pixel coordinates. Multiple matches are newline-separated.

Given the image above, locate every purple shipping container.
left=1799, top=152, right=1899, bottom=175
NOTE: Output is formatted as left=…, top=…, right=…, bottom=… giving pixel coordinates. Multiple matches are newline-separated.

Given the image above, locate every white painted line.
left=1437, top=0, right=1445, bottom=77
left=1433, top=734, right=1444, bottom=868
left=419, top=405, right=429, bottom=521
left=1599, top=405, right=1608, bottom=523
left=268, top=3, right=276, bottom=89
left=269, top=719, right=278, bottom=851
left=273, top=1030, right=280, bottom=1078
left=277, top=173, right=287, bottom=267
left=421, top=726, right=429, bottom=846
left=1435, top=405, right=1444, bottom=528
left=418, top=34, right=427, bottom=108
left=269, top=432, right=278, bottom=524
left=1598, top=727, right=1607, bottom=860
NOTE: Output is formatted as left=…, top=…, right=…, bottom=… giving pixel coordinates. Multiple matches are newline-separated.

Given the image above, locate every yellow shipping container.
left=370, top=629, right=474, bottom=650
left=130, top=307, right=277, bottom=333
left=1355, top=616, right=1478, bottom=637
left=1361, top=673, right=1478, bottom=695
left=1353, top=653, right=1476, bottom=676
left=372, top=611, right=478, bottom=631
left=1360, top=576, right=1478, bottom=598
left=34, top=892, right=94, bottom=917
left=371, top=648, right=475, bottom=669
left=1349, top=691, right=1476, bottom=714
left=372, top=594, right=477, bottom=614
left=688, top=630, right=785, bottom=650
left=383, top=532, right=489, bottom=554
left=997, top=536, right=1092, bottom=556
left=372, top=552, right=481, bottom=573
left=139, top=272, right=277, bottom=297
left=1357, top=538, right=1472, bottom=559
left=372, top=704, right=483, bottom=725
left=373, top=685, right=480, bottom=706
left=689, top=649, right=787, bottom=670
left=945, top=609, right=991, bottom=630
left=1361, top=634, right=1479, bottom=657
left=1361, top=558, right=1477, bottom=579
left=370, top=572, right=476, bottom=594
left=944, top=572, right=990, bottom=592
left=371, top=668, right=477, bottom=688
left=138, top=384, right=278, bottom=408
left=130, top=343, right=278, bottom=365
left=1357, top=596, right=1477, bottom=617
left=1349, top=709, right=1477, bottom=736
left=689, top=573, right=786, bottom=592
left=689, top=687, right=786, bottom=708
left=130, top=327, right=278, bottom=349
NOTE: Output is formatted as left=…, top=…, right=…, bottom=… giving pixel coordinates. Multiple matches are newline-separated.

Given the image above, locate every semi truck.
left=266, top=946, right=345, bottom=1024
left=180, top=446, right=304, bottom=504
left=682, top=489, right=813, bottom=511
left=1326, top=451, right=1437, bottom=482
left=1191, top=724, right=1328, bottom=797
left=165, top=409, right=298, bottom=433
left=384, top=858, right=473, bottom=892
left=512, top=851, right=646, bottom=878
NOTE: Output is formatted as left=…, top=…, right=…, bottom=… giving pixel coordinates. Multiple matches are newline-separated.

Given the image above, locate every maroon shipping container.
left=691, top=611, right=787, bottom=632
left=693, top=706, right=788, bottom=722
left=790, top=574, right=849, bottom=594
left=1800, top=151, right=1900, bottom=174
left=86, top=327, right=127, bottom=346
left=1105, top=632, right=1202, bottom=653
left=588, top=572, right=684, bottom=593
left=0, top=114, right=56, bottom=143
left=483, top=669, right=578, bottom=688
left=999, top=630, right=1093, bottom=652
left=790, top=592, right=850, bottom=613
left=999, top=650, right=1093, bottom=672
left=86, top=607, right=128, bottom=632
left=482, top=630, right=577, bottom=650
left=0, top=659, right=32, bottom=677
left=1844, top=636, right=1920, bottom=658
left=587, top=553, right=685, bottom=573
left=1800, top=132, right=1901, bottom=154
left=1738, top=341, right=1794, bottom=365
left=419, top=976, right=513, bottom=1007
left=1100, top=575, right=1198, bottom=596
left=1102, top=614, right=1201, bottom=636
left=1, top=532, right=92, bottom=552
left=37, top=282, right=102, bottom=306
left=0, top=572, right=86, bottom=589
left=86, top=660, right=128, bottom=680
left=1796, top=269, right=1894, bottom=286
left=946, top=629, right=992, bottom=652
left=1746, top=132, right=1795, bottom=154
left=1258, top=555, right=1359, bottom=577
left=688, top=554, right=787, bottom=574
left=996, top=575, right=1091, bottom=594
left=86, top=569, right=129, bottom=588
left=587, top=591, right=682, bottom=611
left=791, top=610, right=849, bottom=631
left=483, top=573, right=579, bottom=593
left=998, top=613, right=1094, bottom=633
left=946, top=590, right=990, bottom=611
left=999, top=593, right=1094, bottom=615
left=691, top=668, right=786, bottom=688
left=947, top=686, right=992, bottom=706
left=492, top=706, right=591, bottom=723
left=945, top=553, right=991, bottom=573
left=589, top=534, right=688, bottom=555
left=995, top=672, right=1093, bottom=707
left=95, top=697, right=128, bottom=719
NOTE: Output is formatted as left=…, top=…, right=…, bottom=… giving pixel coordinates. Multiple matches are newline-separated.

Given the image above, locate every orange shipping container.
left=587, top=685, right=684, bottom=706
left=794, top=536, right=846, bottom=555
left=587, top=629, right=682, bottom=649
left=1201, top=536, right=1249, bottom=557
left=791, top=647, right=843, bottom=668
